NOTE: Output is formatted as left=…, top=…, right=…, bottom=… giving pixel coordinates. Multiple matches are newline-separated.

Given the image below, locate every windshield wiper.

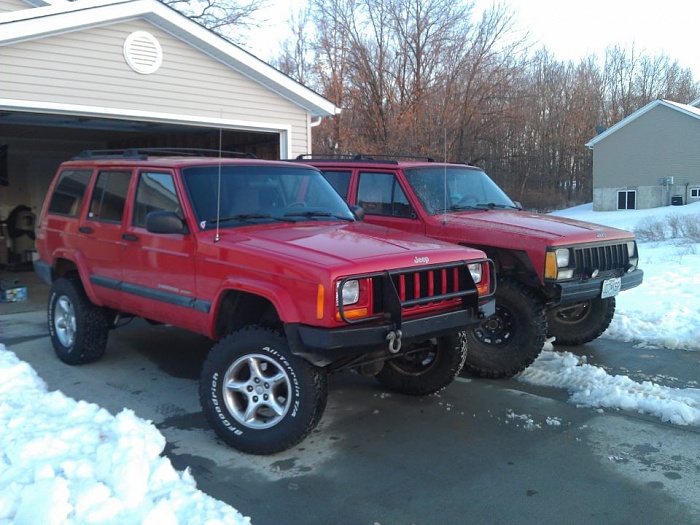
left=475, top=203, right=521, bottom=210
left=210, top=213, right=296, bottom=224
left=448, top=202, right=520, bottom=211
left=283, top=210, right=353, bottom=221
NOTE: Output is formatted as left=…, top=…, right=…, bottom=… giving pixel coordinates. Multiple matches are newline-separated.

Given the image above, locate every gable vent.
left=123, top=31, right=163, bottom=75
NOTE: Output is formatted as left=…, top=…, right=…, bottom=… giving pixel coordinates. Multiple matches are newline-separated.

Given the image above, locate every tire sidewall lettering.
left=208, top=344, right=302, bottom=438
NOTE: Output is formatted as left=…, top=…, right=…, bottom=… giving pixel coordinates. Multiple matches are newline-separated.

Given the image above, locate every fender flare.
left=50, top=248, right=105, bottom=306
left=208, top=276, right=305, bottom=333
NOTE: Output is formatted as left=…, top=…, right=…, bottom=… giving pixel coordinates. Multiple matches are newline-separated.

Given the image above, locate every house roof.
left=0, top=0, right=340, bottom=118
left=586, top=99, right=700, bottom=149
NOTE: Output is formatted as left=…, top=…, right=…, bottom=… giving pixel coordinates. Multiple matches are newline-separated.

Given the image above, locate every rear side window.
left=48, top=169, right=92, bottom=216
left=320, top=170, right=352, bottom=199
left=88, top=170, right=131, bottom=222
left=133, top=172, right=182, bottom=227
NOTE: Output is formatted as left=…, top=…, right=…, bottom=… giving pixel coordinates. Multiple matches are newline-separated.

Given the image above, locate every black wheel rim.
left=473, top=305, right=515, bottom=346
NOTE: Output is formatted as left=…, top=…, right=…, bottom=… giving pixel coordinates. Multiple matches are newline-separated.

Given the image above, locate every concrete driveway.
left=2, top=284, right=699, bottom=525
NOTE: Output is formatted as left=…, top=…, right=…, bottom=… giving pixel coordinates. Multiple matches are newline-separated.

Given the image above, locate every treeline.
left=272, top=0, right=700, bottom=209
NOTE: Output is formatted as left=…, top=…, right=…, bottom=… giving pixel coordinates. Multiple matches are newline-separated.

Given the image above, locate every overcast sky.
left=504, top=0, right=700, bottom=73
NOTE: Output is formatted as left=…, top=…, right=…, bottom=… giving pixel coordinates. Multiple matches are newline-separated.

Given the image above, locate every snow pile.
left=518, top=349, right=700, bottom=426
left=0, top=345, right=251, bottom=525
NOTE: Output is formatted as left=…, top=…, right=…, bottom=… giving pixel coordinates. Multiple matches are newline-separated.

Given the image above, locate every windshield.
left=404, top=166, right=517, bottom=215
left=182, top=165, right=355, bottom=229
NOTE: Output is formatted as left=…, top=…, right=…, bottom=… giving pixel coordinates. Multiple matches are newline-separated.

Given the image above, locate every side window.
left=133, top=172, right=182, bottom=228
left=48, top=169, right=92, bottom=216
left=320, top=170, right=352, bottom=199
left=88, top=170, right=131, bottom=222
left=357, top=172, right=413, bottom=218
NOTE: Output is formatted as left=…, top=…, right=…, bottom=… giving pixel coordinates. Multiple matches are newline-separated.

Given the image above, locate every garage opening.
left=0, top=111, right=283, bottom=272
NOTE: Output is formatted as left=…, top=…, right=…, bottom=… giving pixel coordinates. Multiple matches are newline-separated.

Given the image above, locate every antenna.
left=443, top=129, right=447, bottom=226
left=215, top=122, right=223, bottom=243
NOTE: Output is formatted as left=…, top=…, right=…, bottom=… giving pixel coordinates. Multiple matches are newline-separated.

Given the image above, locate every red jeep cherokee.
left=34, top=149, right=494, bottom=454
left=299, top=155, right=644, bottom=378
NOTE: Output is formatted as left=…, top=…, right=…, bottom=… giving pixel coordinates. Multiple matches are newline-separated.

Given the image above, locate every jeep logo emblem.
left=414, top=256, right=430, bottom=264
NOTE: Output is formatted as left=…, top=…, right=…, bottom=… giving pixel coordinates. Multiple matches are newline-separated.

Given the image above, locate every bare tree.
left=162, top=0, right=267, bottom=43
left=273, top=0, right=700, bottom=209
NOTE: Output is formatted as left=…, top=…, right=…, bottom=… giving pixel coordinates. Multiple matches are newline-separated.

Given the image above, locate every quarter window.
left=48, top=169, right=92, bottom=216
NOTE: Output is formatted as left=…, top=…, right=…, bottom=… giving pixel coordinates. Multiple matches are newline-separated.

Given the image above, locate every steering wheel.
left=456, top=195, right=478, bottom=207
left=286, top=201, right=307, bottom=209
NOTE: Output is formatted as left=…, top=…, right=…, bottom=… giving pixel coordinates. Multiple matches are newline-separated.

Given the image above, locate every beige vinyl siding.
left=1, top=19, right=309, bottom=153
left=591, top=104, right=700, bottom=209
left=593, top=105, right=700, bottom=189
left=0, top=0, right=31, bottom=13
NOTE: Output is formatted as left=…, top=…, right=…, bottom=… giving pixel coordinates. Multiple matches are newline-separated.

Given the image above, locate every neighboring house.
left=586, top=99, right=700, bottom=211
left=0, top=0, right=339, bottom=228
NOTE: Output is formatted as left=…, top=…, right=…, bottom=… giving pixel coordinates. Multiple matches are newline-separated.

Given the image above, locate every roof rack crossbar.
left=72, top=148, right=257, bottom=160
left=294, top=153, right=435, bottom=163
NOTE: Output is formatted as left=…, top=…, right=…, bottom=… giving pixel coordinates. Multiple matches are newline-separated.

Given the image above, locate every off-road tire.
left=375, top=332, right=467, bottom=396
left=48, top=276, right=110, bottom=365
left=548, top=297, right=616, bottom=346
left=199, top=326, right=328, bottom=455
left=463, top=278, right=547, bottom=378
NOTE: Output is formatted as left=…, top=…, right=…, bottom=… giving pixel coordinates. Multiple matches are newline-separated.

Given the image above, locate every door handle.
left=122, top=234, right=139, bottom=241
left=78, top=226, right=93, bottom=234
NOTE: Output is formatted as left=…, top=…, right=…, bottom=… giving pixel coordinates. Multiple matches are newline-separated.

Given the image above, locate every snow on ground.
left=0, top=347, right=251, bottom=525
left=1, top=201, right=699, bottom=523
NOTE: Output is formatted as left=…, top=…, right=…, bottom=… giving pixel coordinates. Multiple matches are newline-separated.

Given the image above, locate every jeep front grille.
left=336, top=261, right=483, bottom=325
left=572, top=243, right=629, bottom=276
left=385, top=266, right=461, bottom=307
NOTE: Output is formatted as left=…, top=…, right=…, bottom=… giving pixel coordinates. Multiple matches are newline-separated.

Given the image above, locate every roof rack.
left=294, top=153, right=435, bottom=164
left=72, top=148, right=257, bottom=160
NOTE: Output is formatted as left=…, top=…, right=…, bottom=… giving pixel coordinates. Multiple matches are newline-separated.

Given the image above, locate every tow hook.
left=386, top=330, right=402, bottom=353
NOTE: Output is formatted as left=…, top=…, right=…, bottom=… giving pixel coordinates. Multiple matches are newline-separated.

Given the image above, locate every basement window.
left=617, top=190, right=636, bottom=210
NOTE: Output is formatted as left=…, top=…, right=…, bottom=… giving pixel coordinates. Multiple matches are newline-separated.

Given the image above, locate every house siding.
left=592, top=105, right=700, bottom=210
left=0, top=0, right=30, bottom=13
left=0, top=19, right=309, bottom=155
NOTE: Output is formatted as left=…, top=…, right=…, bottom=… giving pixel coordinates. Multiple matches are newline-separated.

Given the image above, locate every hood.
left=430, top=209, right=635, bottom=248
left=208, top=221, right=485, bottom=277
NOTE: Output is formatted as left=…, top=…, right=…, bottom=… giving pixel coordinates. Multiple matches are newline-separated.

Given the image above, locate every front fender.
left=208, top=276, right=306, bottom=329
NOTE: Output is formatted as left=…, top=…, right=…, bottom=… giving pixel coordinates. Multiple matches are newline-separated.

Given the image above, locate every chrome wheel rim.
left=222, top=353, right=291, bottom=429
left=54, top=295, right=77, bottom=348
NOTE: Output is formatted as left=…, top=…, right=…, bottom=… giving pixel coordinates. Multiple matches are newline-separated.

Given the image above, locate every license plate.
left=601, top=277, right=622, bottom=299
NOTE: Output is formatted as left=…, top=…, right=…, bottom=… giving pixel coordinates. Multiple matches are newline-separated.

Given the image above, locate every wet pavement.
left=2, top=290, right=700, bottom=525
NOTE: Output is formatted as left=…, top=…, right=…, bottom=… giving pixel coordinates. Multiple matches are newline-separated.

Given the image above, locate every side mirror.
left=146, top=211, right=187, bottom=234
left=351, top=205, right=365, bottom=221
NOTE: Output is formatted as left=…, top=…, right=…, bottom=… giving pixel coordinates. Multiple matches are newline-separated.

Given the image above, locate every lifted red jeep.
left=298, top=155, right=643, bottom=378
left=34, top=149, right=494, bottom=454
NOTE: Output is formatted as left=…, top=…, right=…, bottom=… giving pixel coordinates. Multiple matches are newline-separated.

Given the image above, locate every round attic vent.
left=123, top=31, right=163, bottom=75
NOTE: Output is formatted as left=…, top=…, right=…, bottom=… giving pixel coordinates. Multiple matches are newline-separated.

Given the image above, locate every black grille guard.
left=336, top=259, right=494, bottom=331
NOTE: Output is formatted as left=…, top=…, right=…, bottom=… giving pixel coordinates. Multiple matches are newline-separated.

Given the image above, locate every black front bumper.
left=554, top=268, right=644, bottom=305
left=286, top=300, right=494, bottom=367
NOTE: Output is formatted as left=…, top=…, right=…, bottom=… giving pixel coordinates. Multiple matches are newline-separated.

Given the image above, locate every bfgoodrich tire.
left=375, top=332, right=467, bottom=396
left=548, top=297, right=616, bottom=346
left=48, top=276, right=110, bottom=365
left=199, top=326, right=328, bottom=455
left=463, top=278, right=547, bottom=378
